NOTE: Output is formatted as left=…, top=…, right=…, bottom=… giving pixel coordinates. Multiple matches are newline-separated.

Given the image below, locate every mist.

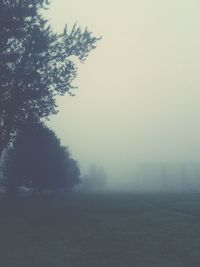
left=46, top=0, right=200, bottom=191
left=2, top=1, right=200, bottom=265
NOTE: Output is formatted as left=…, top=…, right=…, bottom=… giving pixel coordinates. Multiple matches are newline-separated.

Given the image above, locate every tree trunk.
left=0, top=146, right=4, bottom=160
left=0, top=143, right=6, bottom=164
left=0, top=132, right=12, bottom=173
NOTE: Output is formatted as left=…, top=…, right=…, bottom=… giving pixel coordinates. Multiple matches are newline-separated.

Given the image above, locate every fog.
left=46, top=0, right=200, bottom=190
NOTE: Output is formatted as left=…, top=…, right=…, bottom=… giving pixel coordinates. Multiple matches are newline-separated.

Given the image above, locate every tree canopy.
left=3, top=123, right=80, bottom=197
left=0, top=0, right=99, bottom=155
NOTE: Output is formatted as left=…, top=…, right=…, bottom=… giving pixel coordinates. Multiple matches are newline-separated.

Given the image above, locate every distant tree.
left=3, top=123, right=80, bottom=197
left=0, top=0, right=99, bottom=157
left=63, top=158, right=81, bottom=192
left=82, top=164, right=107, bottom=191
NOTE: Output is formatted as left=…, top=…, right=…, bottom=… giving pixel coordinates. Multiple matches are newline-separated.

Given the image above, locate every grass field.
left=0, top=192, right=200, bottom=267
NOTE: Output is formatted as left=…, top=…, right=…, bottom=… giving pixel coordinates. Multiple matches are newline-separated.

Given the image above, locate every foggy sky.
left=46, top=0, right=200, bottom=184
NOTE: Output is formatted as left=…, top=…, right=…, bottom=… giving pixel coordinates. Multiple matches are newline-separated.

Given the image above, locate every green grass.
left=1, top=192, right=200, bottom=267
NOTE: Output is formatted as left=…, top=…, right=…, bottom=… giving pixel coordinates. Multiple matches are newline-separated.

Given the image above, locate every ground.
left=0, top=192, right=200, bottom=267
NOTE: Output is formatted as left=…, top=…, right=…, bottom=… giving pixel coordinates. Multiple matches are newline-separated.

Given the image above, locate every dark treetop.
left=0, top=0, right=99, bottom=155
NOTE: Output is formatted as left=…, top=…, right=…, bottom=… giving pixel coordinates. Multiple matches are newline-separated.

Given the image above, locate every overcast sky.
left=46, top=0, right=200, bottom=183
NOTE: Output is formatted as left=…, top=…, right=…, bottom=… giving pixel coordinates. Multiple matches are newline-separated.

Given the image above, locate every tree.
left=3, top=123, right=80, bottom=197
left=0, top=0, right=99, bottom=157
left=82, top=164, right=107, bottom=191
left=63, top=158, right=80, bottom=192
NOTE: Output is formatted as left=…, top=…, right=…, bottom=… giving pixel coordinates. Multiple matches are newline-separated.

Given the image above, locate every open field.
left=0, top=192, right=200, bottom=267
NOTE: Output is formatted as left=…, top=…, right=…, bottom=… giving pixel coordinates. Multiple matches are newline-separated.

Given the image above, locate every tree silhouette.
left=0, top=0, right=99, bottom=157
left=3, top=123, right=80, bottom=197
left=82, top=164, right=107, bottom=191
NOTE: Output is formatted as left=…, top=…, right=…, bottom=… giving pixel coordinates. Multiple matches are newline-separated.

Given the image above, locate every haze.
left=46, top=0, right=200, bottom=188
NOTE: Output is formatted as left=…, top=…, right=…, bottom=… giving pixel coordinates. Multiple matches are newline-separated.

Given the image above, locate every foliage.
left=3, top=123, right=80, bottom=196
left=0, top=0, right=99, bottom=154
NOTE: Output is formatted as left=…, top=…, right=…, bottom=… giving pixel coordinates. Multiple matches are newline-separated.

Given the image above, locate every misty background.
left=46, top=0, right=200, bottom=189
